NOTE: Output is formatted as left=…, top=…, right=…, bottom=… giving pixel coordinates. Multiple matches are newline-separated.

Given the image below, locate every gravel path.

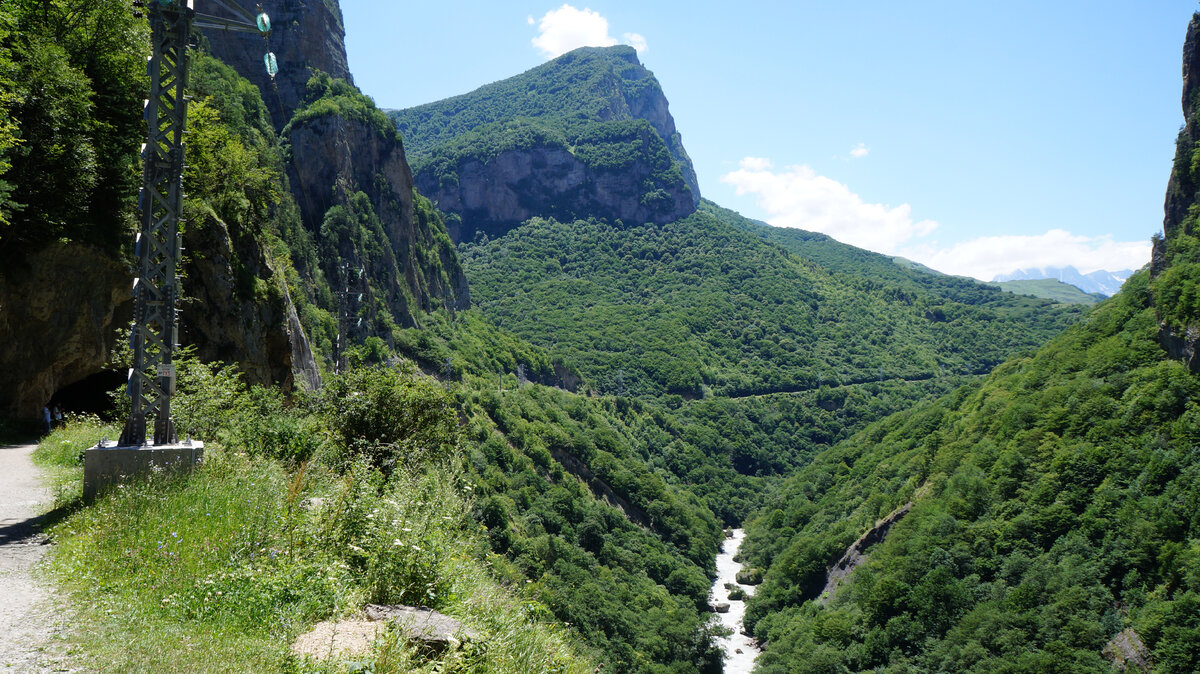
left=0, top=443, right=68, bottom=671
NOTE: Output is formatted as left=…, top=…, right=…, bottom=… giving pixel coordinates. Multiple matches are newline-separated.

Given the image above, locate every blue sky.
left=338, top=1, right=1197, bottom=281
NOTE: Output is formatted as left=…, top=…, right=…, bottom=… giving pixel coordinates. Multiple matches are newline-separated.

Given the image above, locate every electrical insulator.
left=264, top=52, right=278, bottom=77
left=256, top=13, right=270, bottom=33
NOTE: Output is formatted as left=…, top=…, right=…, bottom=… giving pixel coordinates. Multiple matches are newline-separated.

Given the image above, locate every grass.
left=33, top=419, right=597, bottom=673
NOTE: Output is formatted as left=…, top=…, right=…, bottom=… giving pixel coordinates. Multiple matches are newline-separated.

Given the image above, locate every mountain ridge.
left=992, top=265, right=1133, bottom=297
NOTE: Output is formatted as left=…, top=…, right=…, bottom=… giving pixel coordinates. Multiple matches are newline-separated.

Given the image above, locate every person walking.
left=41, top=405, right=52, bottom=435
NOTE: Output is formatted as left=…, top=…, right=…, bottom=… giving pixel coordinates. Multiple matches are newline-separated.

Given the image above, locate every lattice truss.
left=120, top=1, right=194, bottom=447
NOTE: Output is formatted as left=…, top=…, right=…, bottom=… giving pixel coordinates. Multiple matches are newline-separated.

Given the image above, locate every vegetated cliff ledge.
left=391, top=45, right=700, bottom=242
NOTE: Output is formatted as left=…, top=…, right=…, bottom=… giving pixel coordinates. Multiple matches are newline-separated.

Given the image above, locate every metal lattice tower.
left=119, top=0, right=272, bottom=447
left=119, top=1, right=195, bottom=447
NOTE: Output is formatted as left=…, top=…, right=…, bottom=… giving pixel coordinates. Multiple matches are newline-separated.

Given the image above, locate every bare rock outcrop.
left=1102, top=628, right=1152, bottom=672
left=291, top=604, right=479, bottom=660
left=1156, top=14, right=1200, bottom=374
left=820, top=501, right=914, bottom=603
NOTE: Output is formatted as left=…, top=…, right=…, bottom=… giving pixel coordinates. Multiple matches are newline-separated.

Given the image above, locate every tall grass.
left=40, top=431, right=595, bottom=672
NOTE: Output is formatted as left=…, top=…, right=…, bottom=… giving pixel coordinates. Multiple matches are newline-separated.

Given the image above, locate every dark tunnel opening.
left=52, top=370, right=126, bottom=420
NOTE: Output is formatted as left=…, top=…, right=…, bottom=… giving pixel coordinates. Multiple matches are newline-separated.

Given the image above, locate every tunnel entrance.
left=53, top=370, right=126, bottom=420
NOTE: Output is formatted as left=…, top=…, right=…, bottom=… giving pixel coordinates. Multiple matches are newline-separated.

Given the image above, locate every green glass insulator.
left=256, top=12, right=270, bottom=33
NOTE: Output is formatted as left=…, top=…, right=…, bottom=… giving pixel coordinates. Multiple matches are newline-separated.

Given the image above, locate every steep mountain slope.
left=0, top=3, right=322, bottom=417
left=460, top=207, right=1087, bottom=400
left=738, top=15, right=1200, bottom=672
left=389, top=46, right=699, bottom=241
left=207, top=1, right=469, bottom=343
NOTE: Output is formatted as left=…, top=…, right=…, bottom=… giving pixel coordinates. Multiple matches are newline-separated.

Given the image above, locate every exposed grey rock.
left=820, top=501, right=914, bottom=603
left=291, top=604, right=479, bottom=661
left=1102, top=628, right=1152, bottom=671
left=364, top=604, right=480, bottom=650
left=205, top=0, right=352, bottom=130
left=712, top=602, right=730, bottom=614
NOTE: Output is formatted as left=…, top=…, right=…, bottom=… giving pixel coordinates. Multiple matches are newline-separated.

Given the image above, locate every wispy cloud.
left=722, top=157, right=938, bottom=253
left=903, top=231, right=1150, bottom=280
left=530, top=5, right=646, bottom=59
left=722, top=156, right=1151, bottom=280
left=850, top=143, right=870, bottom=159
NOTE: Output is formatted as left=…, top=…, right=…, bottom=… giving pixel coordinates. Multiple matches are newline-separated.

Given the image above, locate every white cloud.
left=623, top=32, right=648, bottom=54
left=722, top=157, right=938, bottom=253
left=850, top=143, right=869, bottom=158
left=531, top=5, right=620, bottom=59
left=721, top=156, right=1151, bottom=281
left=901, top=231, right=1151, bottom=281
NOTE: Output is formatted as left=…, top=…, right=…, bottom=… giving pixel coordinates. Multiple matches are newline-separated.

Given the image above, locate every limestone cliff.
left=391, top=46, right=700, bottom=242
left=1155, top=13, right=1200, bottom=373
left=182, top=208, right=321, bottom=392
left=416, top=124, right=695, bottom=242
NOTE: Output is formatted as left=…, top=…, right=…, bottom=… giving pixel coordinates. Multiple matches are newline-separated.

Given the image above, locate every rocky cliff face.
left=393, top=46, right=700, bottom=242
left=416, top=133, right=695, bottom=242
left=0, top=245, right=130, bottom=418
left=182, top=208, right=321, bottom=392
left=207, top=0, right=469, bottom=327
left=203, top=0, right=351, bottom=129
left=1156, top=13, right=1200, bottom=373
left=286, top=113, right=469, bottom=326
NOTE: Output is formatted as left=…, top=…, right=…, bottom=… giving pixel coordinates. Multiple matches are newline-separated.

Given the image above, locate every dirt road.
left=0, top=443, right=66, bottom=671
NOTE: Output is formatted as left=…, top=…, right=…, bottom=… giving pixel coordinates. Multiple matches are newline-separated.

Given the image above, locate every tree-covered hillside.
left=459, top=208, right=1087, bottom=400
left=740, top=266, right=1198, bottom=672
left=736, top=16, right=1200, bottom=670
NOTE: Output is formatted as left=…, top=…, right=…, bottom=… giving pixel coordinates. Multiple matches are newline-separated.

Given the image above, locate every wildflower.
left=393, top=539, right=402, bottom=546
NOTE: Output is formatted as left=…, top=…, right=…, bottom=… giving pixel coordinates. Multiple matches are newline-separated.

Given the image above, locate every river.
left=710, top=528, right=760, bottom=673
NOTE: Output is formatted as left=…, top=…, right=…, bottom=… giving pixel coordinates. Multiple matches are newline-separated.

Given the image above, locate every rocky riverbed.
left=710, top=528, right=760, bottom=673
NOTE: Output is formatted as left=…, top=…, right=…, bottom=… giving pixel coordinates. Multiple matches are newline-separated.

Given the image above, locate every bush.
left=318, top=363, right=459, bottom=472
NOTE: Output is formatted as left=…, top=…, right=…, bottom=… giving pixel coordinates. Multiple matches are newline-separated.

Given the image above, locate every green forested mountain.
left=389, top=46, right=699, bottom=240
left=459, top=207, right=1086, bottom=400
left=739, top=270, right=1200, bottom=671
left=7, top=2, right=1183, bottom=672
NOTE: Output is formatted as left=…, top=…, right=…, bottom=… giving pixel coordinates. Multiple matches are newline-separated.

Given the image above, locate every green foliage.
left=992, top=278, right=1108, bottom=305
left=317, top=363, right=460, bottom=471
left=0, top=0, right=148, bottom=258
left=455, top=376, right=726, bottom=673
left=391, top=46, right=664, bottom=156
left=286, top=70, right=396, bottom=141
left=44, top=442, right=593, bottom=673
left=740, top=270, right=1200, bottom=671
left=391, top=45, right=695, bottom=226
left=459, top=209, right=1084, bottom=399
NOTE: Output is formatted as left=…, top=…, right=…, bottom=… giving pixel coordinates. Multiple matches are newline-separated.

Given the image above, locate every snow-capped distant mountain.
left=991, top=266, right=1133, bottom=297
